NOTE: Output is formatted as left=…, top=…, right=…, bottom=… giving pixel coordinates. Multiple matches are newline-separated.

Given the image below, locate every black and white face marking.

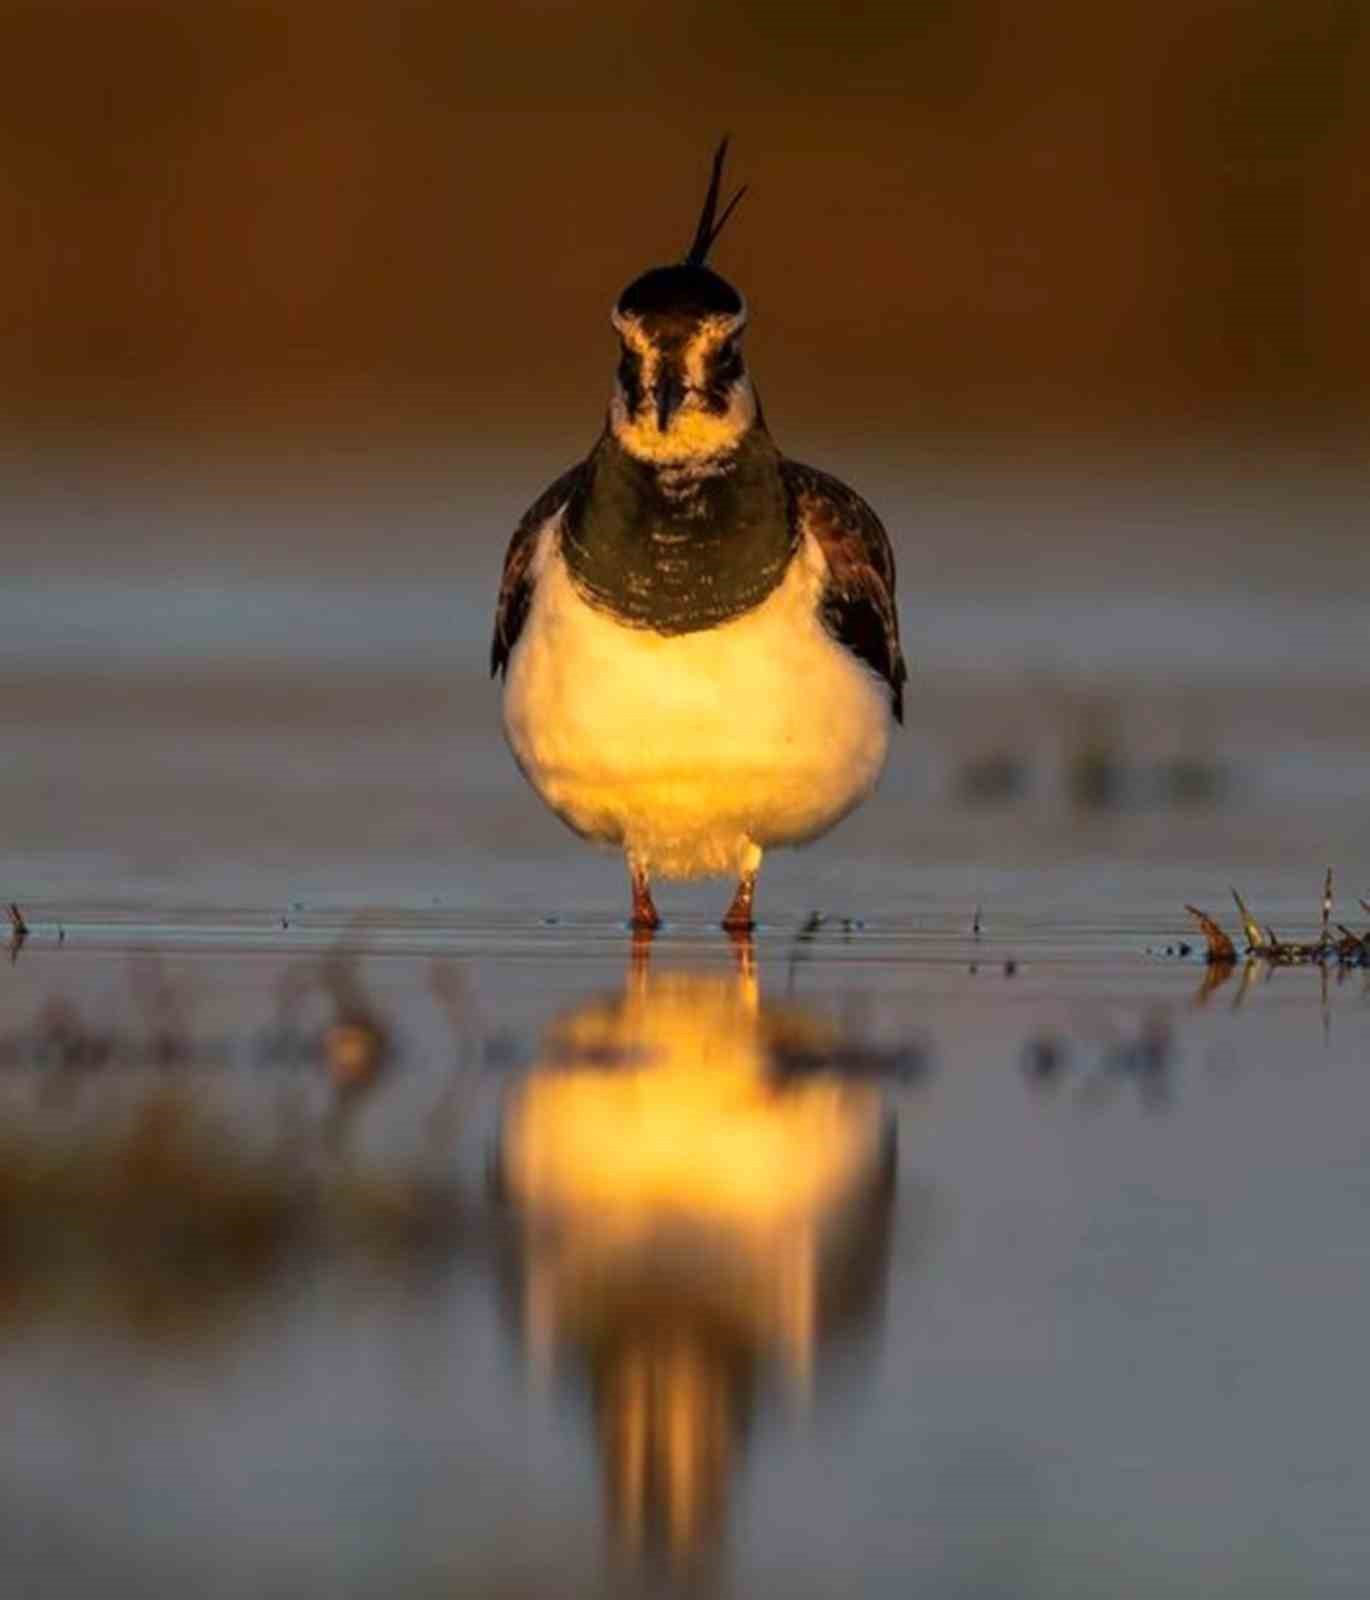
left=615, top=341, right=646, bottom=420
left=609, top=310, right=757, bottom=462
left=608, top=265, right=758, bottom=464
left=702, top=331, right=744, bottom=412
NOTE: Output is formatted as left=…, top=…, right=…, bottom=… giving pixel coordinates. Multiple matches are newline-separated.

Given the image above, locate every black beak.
left=654, top=367, right=685, bottom=432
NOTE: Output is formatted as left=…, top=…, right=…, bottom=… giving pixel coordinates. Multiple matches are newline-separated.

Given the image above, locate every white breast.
left=502, top=523, right=892, bottom=879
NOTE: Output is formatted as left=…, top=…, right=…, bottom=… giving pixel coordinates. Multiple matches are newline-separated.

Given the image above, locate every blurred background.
left=2, top=0, right=1368, bottom=911
left=3, top=0, right=1368, bottom=446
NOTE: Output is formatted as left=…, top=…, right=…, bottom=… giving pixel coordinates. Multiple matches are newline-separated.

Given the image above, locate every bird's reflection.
left=497, top=942, right=898, bottom=1566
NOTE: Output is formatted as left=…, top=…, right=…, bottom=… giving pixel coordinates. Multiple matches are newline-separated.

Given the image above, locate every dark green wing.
left=780, top=458, right=906, bottom=722
left=490, top=463, right=586, bottom=678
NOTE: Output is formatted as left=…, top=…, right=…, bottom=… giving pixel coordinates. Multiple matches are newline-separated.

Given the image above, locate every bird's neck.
left=563, top=428, right=795, bottom=635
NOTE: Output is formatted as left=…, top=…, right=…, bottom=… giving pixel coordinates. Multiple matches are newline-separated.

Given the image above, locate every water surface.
left=4, top=461, right=1369, bottom=1594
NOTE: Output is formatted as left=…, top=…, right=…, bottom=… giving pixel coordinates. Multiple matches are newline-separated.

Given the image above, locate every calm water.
left=3, top=912, right=1370, bottom=1597
left=3, top=459, right=1369, bottom=1594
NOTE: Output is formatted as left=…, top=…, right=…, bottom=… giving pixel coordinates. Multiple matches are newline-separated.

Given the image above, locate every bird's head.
left=608, top=140, right=757, bottom=465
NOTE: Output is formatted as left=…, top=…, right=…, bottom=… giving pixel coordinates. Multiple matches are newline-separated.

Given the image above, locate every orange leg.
left=721, top=871, right=756, bottom=933
left=726, top=925, right=756, bottom=981
left=628, top=926, right=654, bottom=990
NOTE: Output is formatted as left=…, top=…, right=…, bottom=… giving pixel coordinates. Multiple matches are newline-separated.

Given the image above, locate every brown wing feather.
left=490, top=463, right=586, bottom=678
left=781, top=458, right=906, bottom=722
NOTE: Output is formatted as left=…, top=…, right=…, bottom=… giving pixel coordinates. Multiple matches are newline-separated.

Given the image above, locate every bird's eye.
left=711, top=337, right=743, bottom=386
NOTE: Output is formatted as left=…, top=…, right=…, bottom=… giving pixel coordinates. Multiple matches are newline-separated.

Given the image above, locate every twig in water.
left=7, top=904, right=28, bottom=964
left=1184, top=871, right=1369, bottom=970
left=1185, top=905, right=1235, bottom=964
left=1230, top=889, right=1263, bottom=952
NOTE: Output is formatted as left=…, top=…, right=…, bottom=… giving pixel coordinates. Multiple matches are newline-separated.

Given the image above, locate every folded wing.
left=781, top=459, right=906, bottom=722
left=490, top=463, right=587, bottom=678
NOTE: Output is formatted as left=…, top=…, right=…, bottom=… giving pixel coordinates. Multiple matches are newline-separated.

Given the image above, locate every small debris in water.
left=972, top=904, right=982, bottom=939
left=1182, top=869, right=1369, bottom=968
left=1003, top=959, right=1017, bottom=977
left=798, top=911, right=825, bottom=937
left=1022, top=1032, right=1067, bottom=1079
left=1106, top=1012, right=1173, bottom=1108
left=1184, top=904, right=1236, bottom=963
left=7, top=903, right=27, bottom=963
left=1023, top=1015, right=1172, bottom=1108
left=1230, top=889, right=1264, bottom=952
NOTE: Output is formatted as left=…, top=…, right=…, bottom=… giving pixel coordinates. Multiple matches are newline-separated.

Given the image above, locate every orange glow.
left=500, top=963, right=895, bottom=1562
left=504, top=972, right=885, bottom=1232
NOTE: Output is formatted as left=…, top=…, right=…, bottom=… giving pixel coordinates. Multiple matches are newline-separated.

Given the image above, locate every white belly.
left=502, top=529, right=892, bottom=879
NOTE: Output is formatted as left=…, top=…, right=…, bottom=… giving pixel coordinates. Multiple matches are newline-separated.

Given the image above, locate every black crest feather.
left=684, top=137, right=747, bottom=267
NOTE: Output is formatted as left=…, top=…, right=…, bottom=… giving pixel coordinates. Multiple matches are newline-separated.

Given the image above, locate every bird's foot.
left=726, top=926, right=756, bottom=982
left=629, top=863, right=661, bottom=932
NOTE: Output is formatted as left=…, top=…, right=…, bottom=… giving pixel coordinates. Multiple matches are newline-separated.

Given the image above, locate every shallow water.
left=3, top=900, right=1370, bottom=1597
left=4, top=460, right=1370, bottom=1594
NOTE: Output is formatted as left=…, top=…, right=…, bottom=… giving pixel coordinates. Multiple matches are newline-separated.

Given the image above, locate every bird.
left=491, top=139, right=905, bottom=933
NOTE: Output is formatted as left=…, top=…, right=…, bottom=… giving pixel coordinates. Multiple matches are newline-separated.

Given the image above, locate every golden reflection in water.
left=499, top=952, right=896, bottom=1565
